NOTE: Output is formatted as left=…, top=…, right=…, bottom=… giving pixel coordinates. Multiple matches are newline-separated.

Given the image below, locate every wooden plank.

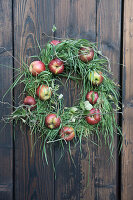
left=95, top=0, right=122, bottom=199
left=122, top=0, right=133, bottom=199
left=0, top=0, right=13, bottom=199
left=54, top=0, right=97, bottom=199
left=13, top=0, right=55, bottom=199
left=54, top=0, right=122, bottom=199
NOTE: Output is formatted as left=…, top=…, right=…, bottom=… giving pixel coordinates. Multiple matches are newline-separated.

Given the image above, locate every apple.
left=45, top=114, right=61, bottom=129
left=48, top=58, right=64, bottom=74
left=36, top=85, right=52, bottom=101
left=23, top=96, right=36, bottom=110
left=29, top=61, right=46, bottom=76
left=50, top=40, right=61, bottom=46
left=88, top=71, right=104, bottom=86
left=86, top=91, right=99, bottom=105
left=59, top=127, right=75, bottom=141
left=85, top=108, right=101, bottom=125
left=79, top=47, right=94, bottom=63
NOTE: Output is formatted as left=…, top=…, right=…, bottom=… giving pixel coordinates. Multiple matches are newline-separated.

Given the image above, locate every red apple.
left=88, top=71, right=104, bottom=86
left=36, top=85, right=52, bottom=101
left=48, top=58, right=64, bottom=74
left=85, top=108, right=101, bottom=125
left=59, top=127, right=75, bottom=141
left=29, top=61, right=46, bottom=76
left=45, top=114, right=61, bottom=129
left=23, top=96, right=36, bottom=110
left=86, top=91, right=99, bottom=105
left=50, top=40, right=61, bottom=46
left=79, top=47, right=94, bottom=63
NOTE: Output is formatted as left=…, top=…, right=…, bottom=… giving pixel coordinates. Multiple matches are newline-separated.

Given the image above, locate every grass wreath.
left=4, top=38, right=122, bottom=163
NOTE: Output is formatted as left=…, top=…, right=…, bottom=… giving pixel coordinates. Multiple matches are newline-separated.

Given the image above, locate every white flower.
left=84, top=101, right=93, bottom=110
left=58, top=94, right=63, bottom=100
left=98, top=51, right=102, bottom=55
left=69, top=117, right=76, bottom=123
left=71, top=118, right=76, bottom=122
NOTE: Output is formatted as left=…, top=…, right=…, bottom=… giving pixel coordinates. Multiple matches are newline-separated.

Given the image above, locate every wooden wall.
left=0, top=0, right=133, bottom=199
left=122, top=0, right=133, bottom=199
left=0, top=1, right=13, bottom=199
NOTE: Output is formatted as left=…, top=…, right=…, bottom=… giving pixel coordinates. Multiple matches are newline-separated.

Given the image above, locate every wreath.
left=5, top=37, right=122, bottom=162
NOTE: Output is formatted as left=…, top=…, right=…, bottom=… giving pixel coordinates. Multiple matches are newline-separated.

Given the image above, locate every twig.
left=47, top=138, right=67, bottom=144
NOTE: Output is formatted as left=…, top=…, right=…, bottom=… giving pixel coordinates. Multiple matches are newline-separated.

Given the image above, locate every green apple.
left=88, top=71, right=104, bottom=86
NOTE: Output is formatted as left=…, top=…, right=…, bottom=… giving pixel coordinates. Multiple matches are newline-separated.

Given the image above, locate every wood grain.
left=54, top=0, right=122, bottom=199
left=0, top=0, right=13, bottom=199
left=122, top=0, right=133, bottom=199
left=95, top=0, right=122, bottom=199
left=54, top=0, right=97, bottom=199
left=7, top=0, right=124, bottom=199
left=13, top=0, right=55, bottom=199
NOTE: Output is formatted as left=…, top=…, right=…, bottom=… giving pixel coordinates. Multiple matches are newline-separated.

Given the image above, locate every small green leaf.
left=80, top=101, right=85, bottom=110
left=12, top=108, right=27, bottom=118
left=84, top=110, right=91, bottom=115
left=70, top=107, right=78, bottom=113
left=52, top=25, right=57, bottom=32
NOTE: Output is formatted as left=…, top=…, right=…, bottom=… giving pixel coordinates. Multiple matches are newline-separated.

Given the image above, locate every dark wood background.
left=0, top=0, right=132, bottom=199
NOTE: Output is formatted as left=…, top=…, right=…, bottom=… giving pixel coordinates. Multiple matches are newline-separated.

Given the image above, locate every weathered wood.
left=54, top=0, right=122, bottom=200
left=0, top=0, right=13, bottom=199
left=122, top=0, right=133, bottom=199
left=13, top=0, right=55, bottom=199
left=54, top=0, right=97, bottom=199
left=0, top=0, right=122, bottom=199
left=94, top=0, right=122, bottom=199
